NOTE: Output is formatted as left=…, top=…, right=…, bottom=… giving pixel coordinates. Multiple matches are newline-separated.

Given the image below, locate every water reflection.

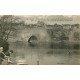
left=9, top=42, right=80, bottom=65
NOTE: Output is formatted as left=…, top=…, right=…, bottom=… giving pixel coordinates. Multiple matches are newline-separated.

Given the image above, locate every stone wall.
left=8, top=27, right=51, bottom=43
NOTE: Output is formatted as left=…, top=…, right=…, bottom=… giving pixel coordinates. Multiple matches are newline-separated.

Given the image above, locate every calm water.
left=9, top=42, right=80, bottom=65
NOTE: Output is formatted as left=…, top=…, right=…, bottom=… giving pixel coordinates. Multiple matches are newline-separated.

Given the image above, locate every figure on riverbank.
left=5, top=50, right=13, bottom=64
left=0, top=47, right=6, bottom=64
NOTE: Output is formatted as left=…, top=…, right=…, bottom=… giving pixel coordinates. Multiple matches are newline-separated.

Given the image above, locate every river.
left=9, top=42, right=80, bottom=65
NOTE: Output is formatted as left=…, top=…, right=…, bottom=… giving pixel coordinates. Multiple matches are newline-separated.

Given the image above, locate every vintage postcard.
left=0, top=15, right=80, bottom=65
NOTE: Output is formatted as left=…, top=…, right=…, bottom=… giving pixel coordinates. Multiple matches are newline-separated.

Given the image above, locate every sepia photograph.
left=0, top=15, right=80, bottom=65
left=1, top=0, right=80, bottom=80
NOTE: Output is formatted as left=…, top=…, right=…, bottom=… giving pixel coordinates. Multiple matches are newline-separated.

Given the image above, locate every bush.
left=0, top=38, right=9, bottom=52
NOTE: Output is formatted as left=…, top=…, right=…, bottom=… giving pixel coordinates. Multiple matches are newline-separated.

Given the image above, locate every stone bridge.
left=17, top=27, right=51, bottom=43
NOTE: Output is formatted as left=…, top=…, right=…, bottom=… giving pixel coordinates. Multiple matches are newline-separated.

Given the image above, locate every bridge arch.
left=18, top=28, right=51, bottom=43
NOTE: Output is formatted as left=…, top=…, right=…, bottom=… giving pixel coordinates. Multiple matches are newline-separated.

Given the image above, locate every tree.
left=37, top=21, right=45, bottom=27
left=0, top=15, right=24, bottom=41
left=0, top=15, right=25, bottom=52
